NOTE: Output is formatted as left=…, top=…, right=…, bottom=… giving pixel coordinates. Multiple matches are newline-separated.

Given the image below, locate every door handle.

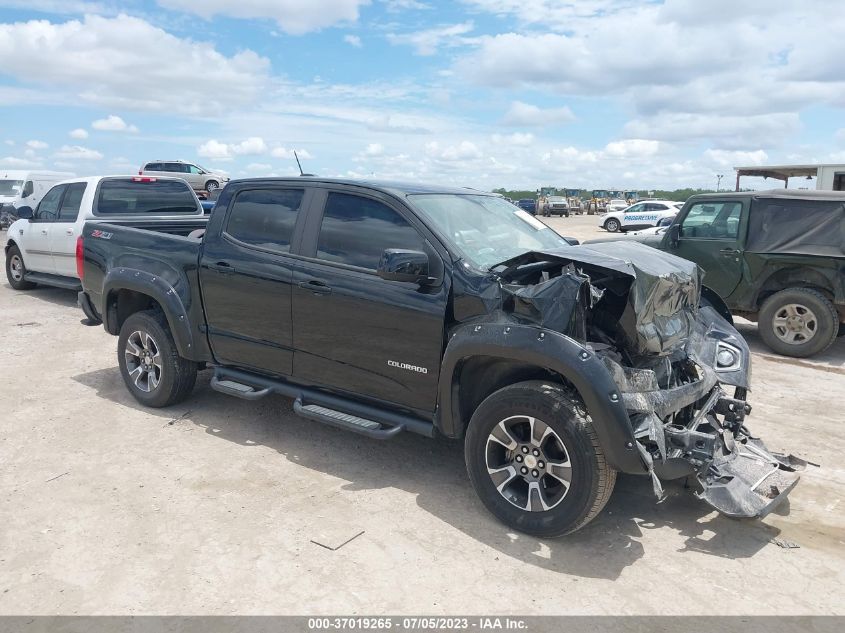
left=719, top=248, right=740, bottom=257
left=298, top=279, right=332, bottom=295
left=209, top=261, right=236, bottom=274
left=66, top=228, right=74, bottom=236
left=41, top=229, right=48, bottom=235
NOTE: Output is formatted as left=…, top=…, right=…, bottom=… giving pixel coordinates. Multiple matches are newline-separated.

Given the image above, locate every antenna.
left=294, top=151, right=314, bottom=177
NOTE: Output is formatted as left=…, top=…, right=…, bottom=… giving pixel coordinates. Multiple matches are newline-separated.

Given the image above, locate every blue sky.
left=1, top=0, right=844, bottom=191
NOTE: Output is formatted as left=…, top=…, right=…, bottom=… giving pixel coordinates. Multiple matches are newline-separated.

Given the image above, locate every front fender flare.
left=103, top=268, right=196, bottom=358
left=437, top=322, right=646, bottom=474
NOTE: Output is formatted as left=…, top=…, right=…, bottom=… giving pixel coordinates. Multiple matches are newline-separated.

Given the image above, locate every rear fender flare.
left=103, top=268, right=195, bottom=357
left=437, top=322, right=646, bottom=474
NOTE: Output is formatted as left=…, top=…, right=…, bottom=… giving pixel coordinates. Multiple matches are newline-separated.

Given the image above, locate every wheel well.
left=756, top=267, right=835, bottom=307
left=454, top=357, right=576, bottom=438
left=5, top=239, right=16, bottom=254
left=107, top=289, right=164, bottom=335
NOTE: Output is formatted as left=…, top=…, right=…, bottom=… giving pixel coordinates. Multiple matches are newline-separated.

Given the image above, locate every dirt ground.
left=1, top=218, right=843, bottom=615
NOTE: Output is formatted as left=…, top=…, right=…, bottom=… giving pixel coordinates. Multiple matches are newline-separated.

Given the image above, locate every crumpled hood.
left=496, top=241, right=702, bottom=356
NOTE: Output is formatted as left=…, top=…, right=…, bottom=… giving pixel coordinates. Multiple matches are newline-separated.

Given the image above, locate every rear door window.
left=145, top=163, right=164, bottom=171
left=225, top=188, right=304, bottom=253
left=95, top=178, right=199, bottom=215
left=58, top=183, right=87, bottom=221
left=34, top=184, right=66, bottom=221
left=316, top=192, right=425, bottom=270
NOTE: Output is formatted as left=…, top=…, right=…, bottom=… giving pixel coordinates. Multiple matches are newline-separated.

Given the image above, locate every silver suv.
left=140, top=160, right=229, bottom=192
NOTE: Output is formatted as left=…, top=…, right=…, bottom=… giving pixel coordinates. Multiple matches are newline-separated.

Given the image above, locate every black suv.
left=78, top=178, right=801, bottom=536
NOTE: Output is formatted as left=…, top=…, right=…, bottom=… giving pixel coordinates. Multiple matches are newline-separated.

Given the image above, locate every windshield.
left=410, top=194, right=572, bottom=269
left=0, top=180, right=24, bottom=196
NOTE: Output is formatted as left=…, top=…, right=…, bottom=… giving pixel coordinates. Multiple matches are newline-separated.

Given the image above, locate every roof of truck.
left=228, top=177, right=497, bottom=197
left=690, top=189, right=845, bottom=201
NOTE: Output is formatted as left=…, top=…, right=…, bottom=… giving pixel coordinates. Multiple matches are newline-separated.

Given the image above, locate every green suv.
left=591, top=190, right=845, bottom=358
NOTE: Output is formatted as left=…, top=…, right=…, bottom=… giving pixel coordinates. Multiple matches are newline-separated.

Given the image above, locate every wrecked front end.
left=494, top=241, right=803, bottom=519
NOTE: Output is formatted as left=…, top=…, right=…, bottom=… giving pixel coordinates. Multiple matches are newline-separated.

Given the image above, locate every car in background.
left=599, top=199, right=678, bottom=233
left=605, top=198, right=628, bottom=214
left=516, top=198, right=537, bottom=214
left=1, top=170, right=75, bottom=228
left=5, top=175, right=204, bottom=291
left=588, top=190, right=845, bottom=358
left=140, top=160, right=229, bottom=193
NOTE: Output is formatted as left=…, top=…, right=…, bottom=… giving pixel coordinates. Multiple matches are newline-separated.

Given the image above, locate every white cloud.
left=198, top=137, right=270, bottom=160
left=0, top=14, right=270, bottom=116
left=26, top=140, right=49, bottom=150
left=501, top=101, right=574, bottom=127
left=197, top=139, right=232, bottom=160
left=363, top=143, right=385, bottom=156
left=3, top=140, right=14, bottom=146
left=157, top=0, right=370, bottom=35
left=245, top=163, right=273, bottom=172
left=92, top=115, right=139, bottom=133
left=425, top=140, right=482, bottom=161
left=704, top=149, right=769, bottom=167
left=624, top=113, right=801, bottom=149
left=0, top=156, right=42, bottom=168
left=53, top=145, right=104, bottom=160
left=604, top=139, right=659, bottom=158
left=387, top=22, right=474, bottom=55
left=270, top=147, right=313, bottom=160
left=69, top=128, right=89, bottom=139
left=344, top=34, right=362, bottom=47
left=836, top=129, right=845, bottom=143
left=491, top=132, right=534, bottom=146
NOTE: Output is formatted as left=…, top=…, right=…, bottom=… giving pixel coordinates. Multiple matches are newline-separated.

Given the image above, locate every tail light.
left=132, top=176, right=157, bottom=183
left=76, top=235, right=84, bottom=280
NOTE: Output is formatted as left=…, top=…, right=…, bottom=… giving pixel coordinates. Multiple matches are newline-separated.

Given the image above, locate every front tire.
left=205, top=180, right=219, bottom=192
left=604, top=218, right=620, bottom=232
left=758, top=288, right=838, bottom=358
left=118, top=310, right=197, bottom=407
left=465, top=381, right=616, bottom=537
left=5, top=245, right=36, bottom=290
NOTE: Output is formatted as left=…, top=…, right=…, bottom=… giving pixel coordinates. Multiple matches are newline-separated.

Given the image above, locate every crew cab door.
left=671, top=200, right=745, bottom=298
left=48, top=182, right=87, bottom=277
left=22, top=184, right=66, bottom=273
left=199, top=186, right=311, bottom=375
left=291, top=188, right=448, bottom=413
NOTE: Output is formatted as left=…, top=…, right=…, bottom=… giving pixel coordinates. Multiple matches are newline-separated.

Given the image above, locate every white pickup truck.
left=4, top=175, right=204, bottom=291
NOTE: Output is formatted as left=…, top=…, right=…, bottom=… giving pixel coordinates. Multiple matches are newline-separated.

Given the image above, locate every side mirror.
left=377, top=249, right=430, bottom=284
left=667, top=223, right=680, bottom=247
left=16, top=206, right=33, bottom=220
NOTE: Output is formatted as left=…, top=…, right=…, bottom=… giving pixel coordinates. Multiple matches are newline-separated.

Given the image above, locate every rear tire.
left=5, top=245, right=36, bottom=290
left=117, top=310, right=197, bottom=407
left=465, top=381, right=616, bottom=537
left=758, top=288, right=838, bottom=358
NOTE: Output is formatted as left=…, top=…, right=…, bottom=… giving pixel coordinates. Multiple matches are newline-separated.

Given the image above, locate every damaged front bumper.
left=601, top=307, right=804, bottom=519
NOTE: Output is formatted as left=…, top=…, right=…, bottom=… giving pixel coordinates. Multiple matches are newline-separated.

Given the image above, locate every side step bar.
left=24, top=272, right=82, bottom=290
left=209, top=367, right=433, bottom=440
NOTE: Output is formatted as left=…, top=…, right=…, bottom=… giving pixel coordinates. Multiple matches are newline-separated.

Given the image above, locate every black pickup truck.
left=77, top=178, right=802, bottom=536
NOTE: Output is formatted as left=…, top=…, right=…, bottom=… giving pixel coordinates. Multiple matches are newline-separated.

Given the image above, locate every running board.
left=210, top=375, right=272, bottom=400
left=209, top=367, right=434, bottom=439
left=293, top=399, right=404, bottom=440
left=23, top=272, right=81, bottom=290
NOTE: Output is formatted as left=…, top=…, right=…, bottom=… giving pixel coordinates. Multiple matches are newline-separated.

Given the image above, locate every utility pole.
left=716, top=174, right=724, bottom=192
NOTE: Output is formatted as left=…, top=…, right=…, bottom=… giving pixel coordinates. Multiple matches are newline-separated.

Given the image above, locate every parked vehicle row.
left=4, top=176, right=205, bottom=291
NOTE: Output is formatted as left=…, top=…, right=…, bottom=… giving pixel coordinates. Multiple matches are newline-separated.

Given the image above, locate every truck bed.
left=80, top=217, right=212, bottom=361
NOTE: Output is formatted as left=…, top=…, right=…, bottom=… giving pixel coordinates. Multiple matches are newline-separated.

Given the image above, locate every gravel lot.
left=1, top=218, right=844, bottom=615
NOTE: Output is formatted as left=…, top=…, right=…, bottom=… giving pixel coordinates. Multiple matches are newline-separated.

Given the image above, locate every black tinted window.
left=58, top=183, right=86, bottom=220
left=317, top=193, right=425, bottom=269
left=96, top=179, right=199, bottom=215
left=164, top=163, right=184, bottom=172
left=225, top=189, right=304, bottom=252
left=145, top=163, right=163, bottom=171
left=36, top=185, right=65, bottom=221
